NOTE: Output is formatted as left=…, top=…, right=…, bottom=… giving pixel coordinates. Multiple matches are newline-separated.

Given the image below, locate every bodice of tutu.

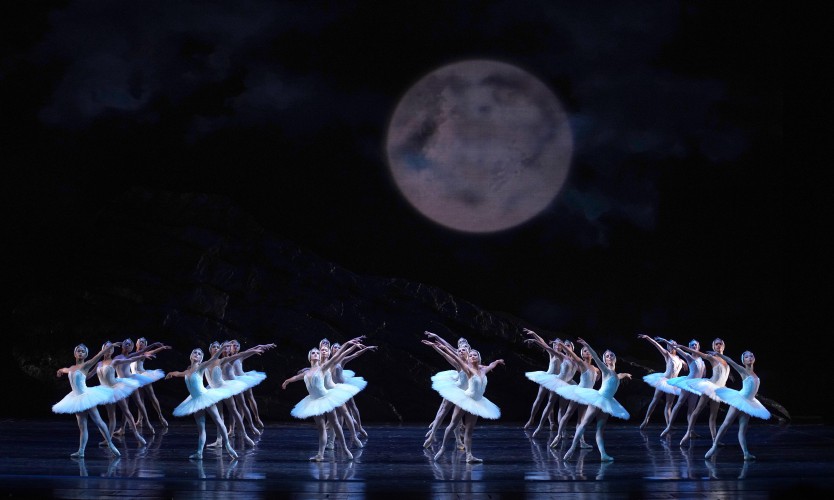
left=232, top=359, right=245, bottom=376
left=323, top=369, right=336, bottom=389
left=598, top=374, right=620, bottom=398
left=206, top=365, right=225, bottom=389
left=304, top=370, right=328, bottom=398
left=129, top=360, right=142, bottom=374
left=739, top=375, right=760, bottom=399
left=222, top=362, right=237, bottom=380
left=578, top=367, right=598, bottom=389
left=464, top=374, right=487, bottom=400
left=69, top=369, right=88, bottom=394
left=97, top=363, right=118, bottom=386
left=687, top=357, right=706, bottom=378
left=711, top=361, right=730, bottom=386
left=114, top=360, right=132, bottom=378
left=557, top=359, right=578, bottom=381
left=546, top=356, right=558, bottom=374
left=668, top=356, right=684, bottom=378
left=185, top=371, right=209, bottom=397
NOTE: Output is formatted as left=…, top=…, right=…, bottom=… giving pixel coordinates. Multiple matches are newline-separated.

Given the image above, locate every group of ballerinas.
left=53, top=338, right=274, bottom=460
left=522, top=331, right=769, bottom=462
left=281, top=337, right=375, bottom=461
left=636, top=335, right=770, bottom=460
left=422, top=331, right=505, bottom=463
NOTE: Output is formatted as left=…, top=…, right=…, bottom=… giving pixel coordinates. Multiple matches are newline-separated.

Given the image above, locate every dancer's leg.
left=524, top=386, right=547, bottom=429
left=463, top=413, right=481, bottom=463
left=640, top=389, right=663, bottom=429
left=564, top=406, right=599, bottom=461
left=207, top=404, right=237, bottom=459
left=434, top=406, right=464, bottom=461
left=595, top=413, right=613, bottom=461
left=705, top=407, right=739, bottom=459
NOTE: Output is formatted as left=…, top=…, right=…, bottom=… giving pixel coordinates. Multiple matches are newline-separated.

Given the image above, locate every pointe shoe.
left=159, top=416, right=169, bottom=427
left=466, top=453, right=483, bottom=463
left=579, top=440, right=592, bottom=449
left=135, top=433, right=147, bottom=446
left=108, top=442, right=121, bottom=457
left=309, top=454, right=323, bottom=462
left=433, top=449, right=444, bottom=461
left=225, top=444, right=238, bottom=459
left=189, top=451, right=203, bottom=460
left=206, top=438, right=222, bottom=448
left=353, top=438, right=364, bottom=448
left=344, top=449, right=354, bottom=460
left=245, top=436, right=256, bottom=447
left=70, top=450, right=84, bottom=458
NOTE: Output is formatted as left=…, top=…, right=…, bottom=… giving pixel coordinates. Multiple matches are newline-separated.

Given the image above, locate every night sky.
left=2, top=3, right=798, bottom=413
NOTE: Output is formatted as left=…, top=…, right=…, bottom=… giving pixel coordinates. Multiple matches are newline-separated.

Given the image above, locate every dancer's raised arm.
left=423, top=339, right=465, bottom=370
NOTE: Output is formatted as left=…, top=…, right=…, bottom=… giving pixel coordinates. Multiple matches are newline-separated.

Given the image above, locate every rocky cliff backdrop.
left=8, top=188, right=789, bottom=424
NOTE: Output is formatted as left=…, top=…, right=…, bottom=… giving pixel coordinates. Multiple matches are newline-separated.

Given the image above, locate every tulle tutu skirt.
left=667, top=376, right=700, bottom=395
left=643, top=373, right=681, bottom=396
left=715, top=387, right=771, bottom=420
left=526, top=371, right=571, bottom=393
left=557, top=386, right=629, bottom=420
left=129, top=369, right=165, bottom=387
left=107, top=377, right=141, bottom=403
left=431, top=370, right=462, bottom=392
left=674, top=378, right=724, bottom=402
left=173, top=386, right=237, bottom=417
left=290, top=383, right=360, bottom=419
left=434, top=386, right=500, bottom=420
left=235, top=370, right=267, bottom=390
left=52, top=386, right=115, bottom=414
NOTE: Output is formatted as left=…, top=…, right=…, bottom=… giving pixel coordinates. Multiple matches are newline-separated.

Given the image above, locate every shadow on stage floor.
left=1, top=419, right=832, bottom=498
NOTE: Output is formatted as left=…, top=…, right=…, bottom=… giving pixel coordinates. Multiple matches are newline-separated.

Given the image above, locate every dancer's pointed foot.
left=434, top=448, right=444, bottom=461
left=255, top=418, right=265, bottom=429
left=639, top=420, right=648, bottom=430
left=549, top=436, right=561, bottom=448
left=244, top=436, right=256, bottom=447
left=159, top=416, right=169, bottom=427
left=705, top=446, right=717, bottom=459
left=600, top=454, right=614, bottom=462
left=660, top=427, right=671, bottom=438
left=579, top=440, right=592, bottom=449
left=423, top=436, right=434, bottom=449
left=309, top=454, right=323, bottom=462
left=112, top=427, right=125, bottom=436
left=147, top=423, right=155, bottom=435
left=70, top=450, right=84, bottom=458
left=135, top=432, right=147, bottom=446
left=108, top=442, right=121, bottom=457
left=531, top=427, right=543, bottom=438
left=466, top=453, right=483, bottom=463
left=743, top=453, right=756, bottom=461
left=359, top=427, right=369, bottom=439
left=225, top=444, right=238, bottom=459
left=563, top=448, right=576, bottom=461
left=523, top=421, right=533, bottom=430
left=250, top=426, right=261, bottom=437
left=344, top=449, right=354, bottom=461
left=189, top=451, right=203, bottom=460
left=679, top=432, right=691, bottom=446
left=353, top=437, right=364, bottom=448
left=206, top=438, right=222, bottom=448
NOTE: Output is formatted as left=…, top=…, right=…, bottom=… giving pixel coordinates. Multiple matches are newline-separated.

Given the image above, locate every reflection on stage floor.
left=0, top=419, right=832, bottom=498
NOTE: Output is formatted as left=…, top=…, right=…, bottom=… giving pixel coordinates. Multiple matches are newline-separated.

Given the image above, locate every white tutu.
left=235, top=370, right=267, bottom=389
left=342, top=374, right=367, bottom=391
left=667, top=375, right=700, bottom=395
left=558, top=376, right=629, bottom=420
left=674, top=378, right=724, bottom=402
left=643, top=372, right=681, bottom=396
left=128, top=369, right=165, bottom=387
left=173, top=372, right=237, bottom=417
left=291, top=383, right=359, bottom=419
left=434, top=374, right=500, bottom=420
left=52, top=371, right=115, bottom=414
left=107, top=377, right=141, bottom=403
left=714, top=376, right=770, bottom=420
left=526, top=371, right=572, bottom=393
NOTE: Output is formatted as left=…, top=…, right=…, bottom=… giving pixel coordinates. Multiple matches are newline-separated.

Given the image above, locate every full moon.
left=385, top=60, right=573, bottom=233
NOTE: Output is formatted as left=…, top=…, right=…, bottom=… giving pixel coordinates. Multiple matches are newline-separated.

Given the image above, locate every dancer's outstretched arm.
left=342, top=345, right=377, bottom=365
left=575, top=338, right=613, bottom=378
left=709, top=351, right=749, bottom=379
left=482, top=358, right=505, bottom=374
left=422, top=340, right=464, bottom=370
left=639, top=334, right=670, bottom=359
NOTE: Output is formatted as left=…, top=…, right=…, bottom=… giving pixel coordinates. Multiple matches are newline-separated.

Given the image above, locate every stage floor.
left=0, top=419, right=832, bottom=498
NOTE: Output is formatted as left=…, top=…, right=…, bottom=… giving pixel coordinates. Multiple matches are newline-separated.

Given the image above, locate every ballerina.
left=424, top=333, right=471, bottom=449
left=523, top=329, right=562, bottom=431
left=550, top=341, right=600, bottom=449
left=331, top=341, right=375, bottom=440
left=281, top=337, right=365, bottom=461
left=95, top=342, right=150, bottom=446
left=165, top=342, right=238, bottom=460
left=523, top=329, right=578, bottom=438
left=222, top=341, right=275, bottom=438
left=638, top=334, right=684, bottom=429
left=561, top=338, right=631, bottom=462
left=318, top=343, right=371, bottom=449
left=53, top=342, right=121, bottom=458
left=229, top=339, right=274, bottom=430
left=659, top=338, right=705, bottom=439
left=131, top=337, right=170, bottom=428
left=705, top=350, right=770, bottom=460
left=113, top=338, right=170, bottom=436
left=204, top=341, right=266, bottom=449
left=425, top=335, right=504, bottom=463
left=672, top=338, right=731, bottom=446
